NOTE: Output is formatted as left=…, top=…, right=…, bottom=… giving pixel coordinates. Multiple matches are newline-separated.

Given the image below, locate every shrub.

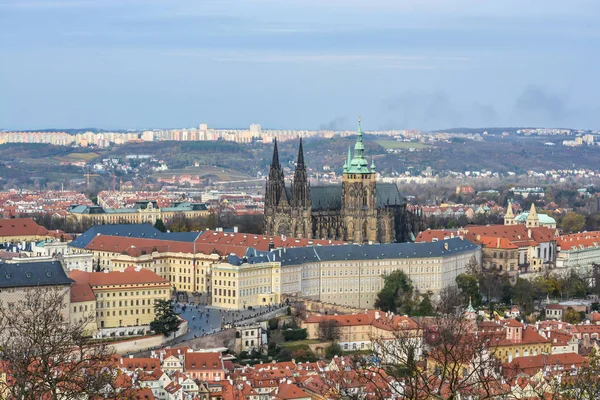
left=283, top=328, right=308, bottom=342
left=325, top=343, right=343, bottom=359
left=268, top=318, right=279, bottom=331
left=291, top=345, right=317, bottom=363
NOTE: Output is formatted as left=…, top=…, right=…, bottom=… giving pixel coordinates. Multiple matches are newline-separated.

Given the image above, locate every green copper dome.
left=346, top=117, right=372, bottom=174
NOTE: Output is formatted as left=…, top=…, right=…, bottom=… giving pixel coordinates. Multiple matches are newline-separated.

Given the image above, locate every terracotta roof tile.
left=70, top=266, right=169, bottom=286
left=70, top=282, right=95, bottom=303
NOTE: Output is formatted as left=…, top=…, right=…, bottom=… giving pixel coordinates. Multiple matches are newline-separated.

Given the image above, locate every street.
left=174, top=303, right=284, bottom=341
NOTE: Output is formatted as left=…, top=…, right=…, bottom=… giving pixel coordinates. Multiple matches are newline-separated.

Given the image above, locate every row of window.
left=97, top=289, right=166, bottom=297
left=97, top=308, right=153, bottom=317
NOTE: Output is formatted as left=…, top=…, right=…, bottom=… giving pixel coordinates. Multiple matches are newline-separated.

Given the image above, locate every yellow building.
left=67, top=201, right=209, bottom=226
left=70, top=266, right=171, bottom=331
left=483, top=320, right=552, bottom=363
left=78, top=235, right=219, bottom=301
left=303, top=310, right=421, bottom=354
left=0, top=217, right=72, bottom=244
left=211, top=260, right=281, bottom=310
left=70, top=282, right=98, bottom=336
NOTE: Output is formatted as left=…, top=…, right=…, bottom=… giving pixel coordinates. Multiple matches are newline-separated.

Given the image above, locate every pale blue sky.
left=1, top=0, right=599, bottom=130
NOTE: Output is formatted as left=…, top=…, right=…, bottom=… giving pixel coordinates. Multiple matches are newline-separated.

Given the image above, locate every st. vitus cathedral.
left=263, top=118, right=422, bottom=243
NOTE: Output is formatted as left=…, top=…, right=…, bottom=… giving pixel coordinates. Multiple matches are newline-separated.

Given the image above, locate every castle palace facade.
left=263, top=119, right=421, bottom=243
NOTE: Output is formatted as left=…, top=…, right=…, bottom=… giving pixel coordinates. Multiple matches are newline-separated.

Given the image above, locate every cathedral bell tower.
left=341, top=117, right=377, bottom=243
left=263, top=139, right=292, bottom=236
left=290, top=138, right=312, bottom=238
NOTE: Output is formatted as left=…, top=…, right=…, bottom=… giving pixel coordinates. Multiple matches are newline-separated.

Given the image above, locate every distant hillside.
left=431, top=127, right=578, bottom=135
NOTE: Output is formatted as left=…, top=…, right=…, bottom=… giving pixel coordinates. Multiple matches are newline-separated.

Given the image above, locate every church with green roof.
left=263, top=118, right=422, bottom=243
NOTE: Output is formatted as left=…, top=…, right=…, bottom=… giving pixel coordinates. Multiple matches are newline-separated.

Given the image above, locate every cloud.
left=318, top=116, right=349, bottom=131
left=164, top=50, right=468, bottom=70
left=515, top=85, right=567, bottom=122
left=380, top=91, right=462, bottom=130
left=472, top=102, right=498, bottom=125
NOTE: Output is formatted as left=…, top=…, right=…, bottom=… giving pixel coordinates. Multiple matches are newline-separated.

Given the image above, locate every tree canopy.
left=150, top=299, right=179, bottom=337
left=375, top=270, right=414, bottom=314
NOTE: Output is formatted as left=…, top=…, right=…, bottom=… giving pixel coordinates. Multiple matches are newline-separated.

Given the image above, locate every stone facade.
left=264, top=119, right=421, bottom=243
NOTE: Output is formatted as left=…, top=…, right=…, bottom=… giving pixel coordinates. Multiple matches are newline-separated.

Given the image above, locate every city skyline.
left=1, top=1, right=600, bottom=130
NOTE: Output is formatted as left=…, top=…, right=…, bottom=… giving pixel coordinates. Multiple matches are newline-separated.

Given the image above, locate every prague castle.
left=264, top=118, right=421, bottom=243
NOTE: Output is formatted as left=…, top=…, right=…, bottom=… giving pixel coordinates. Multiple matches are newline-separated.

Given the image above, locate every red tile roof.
left=118, top=357, right=161, bottom=371
left=70, top=282, right=96, bottom=303
left=85, top=235, right=247, bottom=257
left=275, top=383, right=312, bottom=399
left=415, top=229, right=462, bottom=243
left=196, top=230, right=345, bottom=251
left=70, top=266, right=169, bottom=286
left=478, top=236, right=519, bottom=249
left=304, top=310, right=418, bottom=332
left=503, top=353, right=586, bottom=377
left=184, top=352, right=223, bottom=372
left=0, top=217, right=47, bottom=237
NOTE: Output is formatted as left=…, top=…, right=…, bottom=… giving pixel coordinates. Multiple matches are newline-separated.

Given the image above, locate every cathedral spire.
left=266, top=138, right=287, bottom=208
left=346, top=116, right=370, bottom=174
left=344, top=146, right=352, bottom=173
left=296, top=138, right=305, bottom=170
left=271, top=138, right=281, bottom=169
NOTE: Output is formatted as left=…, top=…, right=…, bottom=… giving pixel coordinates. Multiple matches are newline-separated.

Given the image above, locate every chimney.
left=497, top=238, right=500, bottom=248
left=444, top=243, right=449, bottom=251
left=528, top=229, right=532, bottom=239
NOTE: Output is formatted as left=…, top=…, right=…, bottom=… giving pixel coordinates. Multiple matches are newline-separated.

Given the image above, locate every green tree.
left=150, top=300, right=179, bottom=337
left=207, top=211, right=217, bottom=230
left=455, top=273, right=481, bottom=306
left=416, top=292, right=435, bottom=316
left=375, top=270, right=414, bottom=314
left=559, top=270, right=587, bottom=299
left=325, top=343, right=343, bottom=359
left=512, top=278, right=535, bottom=313
left=561, top=212, right=586, bottom=233
left=153, top=218, right=167, bottom=233
left=563, top=307, right=582, bottom=324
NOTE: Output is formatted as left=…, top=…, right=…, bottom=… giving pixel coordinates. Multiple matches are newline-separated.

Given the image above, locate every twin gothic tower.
left=264, top=137, right=313, bottom=239
left=263, top=118, right=419, bottom=243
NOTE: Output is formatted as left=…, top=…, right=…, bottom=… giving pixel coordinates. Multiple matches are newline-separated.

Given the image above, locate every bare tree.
left=323, top=309, right=513, bottom=400
left=291, top=302, right=308, bottom=327
left=0, top=287, right=116, bottom=400
left=436, top=286, right=463, bottom=317
left=318, top=319, right=341, bottom=342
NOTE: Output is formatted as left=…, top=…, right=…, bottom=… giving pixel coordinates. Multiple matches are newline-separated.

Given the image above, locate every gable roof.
left=84, top=235, right=247, bottom=257
left=70, top=266, right=169, bottom=286
left=196, top=230, right=343, bottom=250
left=415, top=229, right=462, bottom=243
left=69, top=224, right=162, bottom=248
left=275, top=383, right=312, bottom=399
left=70, top=282, right=95, bottom=303
left=254, top=237, right=479, bottom=267
left=0, top=217, right=48, bottom=237
left=308, top=183, right=403, bottom=212
left=0, top=260, right=72, bottom=288
left=184, top=352, right=223, bottom=371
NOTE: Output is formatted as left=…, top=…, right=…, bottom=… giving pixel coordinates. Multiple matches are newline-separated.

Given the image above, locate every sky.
left=1, top=0, right=599, bottom=131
